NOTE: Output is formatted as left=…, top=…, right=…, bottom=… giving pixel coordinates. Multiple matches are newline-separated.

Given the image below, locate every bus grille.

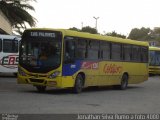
left=28, top=73, right=47, bottom=77
left=30, top=79, right=44, bottom=83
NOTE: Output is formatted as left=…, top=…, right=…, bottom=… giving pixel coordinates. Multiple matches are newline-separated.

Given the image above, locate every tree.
left=149, top=27, right=160, bottom=41
left=105, top=31, right=126, bottom=39
left=69, top=26, right=98, bottom=34
left=128, top=27, right=151, bottom=40
left=69, top=27, right=80, bottom=32
left=81, top=26, right=98, bottom=34
left=0, top=0, right=37, bottom=35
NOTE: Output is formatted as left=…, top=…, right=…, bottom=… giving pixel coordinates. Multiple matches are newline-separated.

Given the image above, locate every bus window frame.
left=63, top=36, right=148, bottom=64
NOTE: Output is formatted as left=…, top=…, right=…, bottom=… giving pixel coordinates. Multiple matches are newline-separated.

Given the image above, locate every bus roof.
left=0, top=34, right=21, bottom=40
left=24, top=28, right=149, bottom=47
left=149, top=46, right=160, bottom=51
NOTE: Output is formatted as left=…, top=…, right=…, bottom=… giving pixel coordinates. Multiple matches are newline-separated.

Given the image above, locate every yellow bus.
left=149, top=46, right=160, bottom=75
left=17, top=28, right=149, bottom=93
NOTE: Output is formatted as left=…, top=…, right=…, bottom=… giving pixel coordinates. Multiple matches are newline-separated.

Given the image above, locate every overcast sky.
left=31, top=0, right=160, bottom=35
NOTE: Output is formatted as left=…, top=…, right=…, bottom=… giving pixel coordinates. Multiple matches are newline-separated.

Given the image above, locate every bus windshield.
left=19, top=31, right=62, bottom=72
left=149, top=51, right=160, bottom=66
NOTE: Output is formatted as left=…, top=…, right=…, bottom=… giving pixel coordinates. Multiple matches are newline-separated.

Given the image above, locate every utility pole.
left=81, top=22, right=83, bottom=29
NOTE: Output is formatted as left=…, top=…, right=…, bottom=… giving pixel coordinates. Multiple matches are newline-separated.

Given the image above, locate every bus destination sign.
left=30, top=32, right=56, bottom=38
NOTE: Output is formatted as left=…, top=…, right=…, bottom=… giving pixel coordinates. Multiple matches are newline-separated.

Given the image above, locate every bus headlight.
left=18, top=67, right=26, bottom=76
left=48, top=71, right=60, bottom=78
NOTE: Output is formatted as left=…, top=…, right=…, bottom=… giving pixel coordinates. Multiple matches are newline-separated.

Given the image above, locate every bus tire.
left=73, top=74, right=84, bottom=93
left=35, top=86, right=46, bottom=92
left=120, top=74, right=128, bottom=90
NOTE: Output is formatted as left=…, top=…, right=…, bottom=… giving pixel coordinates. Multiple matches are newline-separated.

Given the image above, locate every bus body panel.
left=0, top=53, right=19, bottom=72
left=18, top=60, right=148, bottom=88
left=149, top=66, right=160, bottom=74
left=18, top=62, right=148, bottom=88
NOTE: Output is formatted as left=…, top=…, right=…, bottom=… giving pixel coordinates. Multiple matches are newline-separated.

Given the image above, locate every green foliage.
left=128, top=27, right=151, bottom=40
left=69, top=26, right=98, bottom=34
left=69, top=26, right=160, bottom=43
left=150, top=27, right=160, bottom=41
left=69, top=27, right=80, bottom=32
left=105, top=31, right=126, bottom=39
left=0, top=0, right=37, bottom=35
left=152, top=27, right=160, bottom=34
left=81, top=26, right=98, bottom=34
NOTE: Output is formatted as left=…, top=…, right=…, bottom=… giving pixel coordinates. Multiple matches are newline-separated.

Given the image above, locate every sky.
left=30, top=0, right=160, bottom=36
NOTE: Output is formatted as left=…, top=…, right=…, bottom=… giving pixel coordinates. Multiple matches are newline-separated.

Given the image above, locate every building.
left=0, top=10, right=12, bottom=34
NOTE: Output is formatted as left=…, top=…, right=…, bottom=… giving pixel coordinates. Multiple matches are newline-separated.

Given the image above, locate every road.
left=0, top=75, right=160, bottom=114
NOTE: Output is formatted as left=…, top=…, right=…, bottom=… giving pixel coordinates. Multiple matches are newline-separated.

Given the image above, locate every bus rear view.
left=149, top=46, right=160, bottom=75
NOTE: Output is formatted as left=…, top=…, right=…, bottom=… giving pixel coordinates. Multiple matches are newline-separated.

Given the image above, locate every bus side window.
left=124, top=44, right=132, bottom=61
left=87, top=40, right=99, bottom=60
left=111, top=43, right=121, bottom=60
left=3, top=39, right=18, bottom=53
left=132, top=45, right=141, bottom=62
left=0, top=39, right=2, bottom=52
left=76, top=38, right=86, bottom=59
left=100, top=41, right=110, bottom=60
left=141, top=47, right=148, bottom=62
left=64, top=39, right=75, bottom=63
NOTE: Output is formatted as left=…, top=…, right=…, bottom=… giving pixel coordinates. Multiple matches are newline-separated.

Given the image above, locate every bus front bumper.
left=17, top=75, right=75, bottom=88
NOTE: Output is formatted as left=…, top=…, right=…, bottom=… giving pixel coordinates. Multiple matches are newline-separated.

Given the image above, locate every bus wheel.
left=35, top=86, right=46, bottom=92
left=120, top=74, right=128, bottom=90
left=73, top=74, right=84, bottom=93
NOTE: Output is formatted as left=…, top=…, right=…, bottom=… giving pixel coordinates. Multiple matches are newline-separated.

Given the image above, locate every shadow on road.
left=19, top=85, right=143, bottom=95
left=0, top=73, right=16, bottom=78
